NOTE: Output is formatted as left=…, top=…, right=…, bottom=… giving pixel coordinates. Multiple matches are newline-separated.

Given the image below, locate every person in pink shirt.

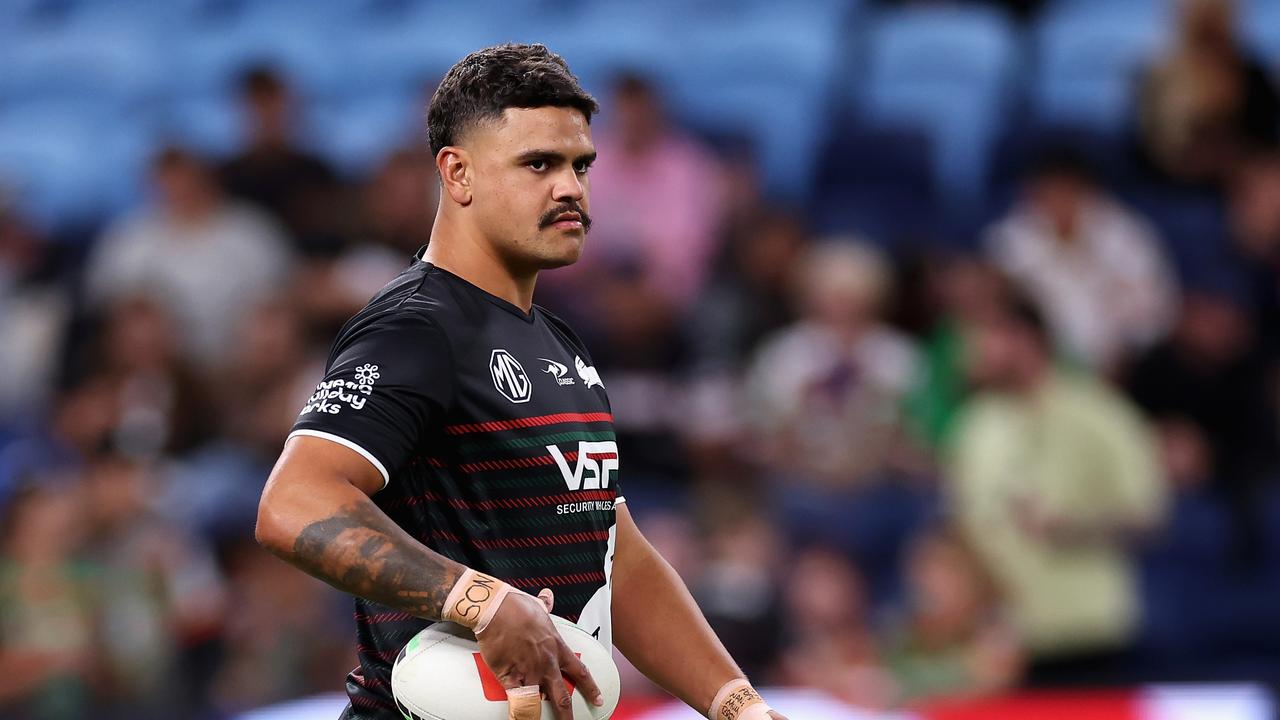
left=559, top=73, right=728, bottom=313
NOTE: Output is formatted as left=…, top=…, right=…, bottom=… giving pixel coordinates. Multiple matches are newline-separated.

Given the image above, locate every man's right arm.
left=255, top=434, right=603, bottom=719
left=255, top=434, right=465, bottom=617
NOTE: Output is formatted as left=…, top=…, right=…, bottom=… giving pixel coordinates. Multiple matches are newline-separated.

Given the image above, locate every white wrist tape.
left=441, top=569, right=514, bottom=635
left=709, top=678, right=772, bottom=720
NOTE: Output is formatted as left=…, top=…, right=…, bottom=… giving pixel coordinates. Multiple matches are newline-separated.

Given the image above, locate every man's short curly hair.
left=426, top=44, right=598, bottom=156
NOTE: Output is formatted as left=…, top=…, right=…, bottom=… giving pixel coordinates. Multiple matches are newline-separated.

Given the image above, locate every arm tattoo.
left=283, top=500, right=463, bottom=618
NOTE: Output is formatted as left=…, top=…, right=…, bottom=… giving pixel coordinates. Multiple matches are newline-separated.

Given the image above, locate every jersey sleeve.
left=289, top=312, right=453, bottom=488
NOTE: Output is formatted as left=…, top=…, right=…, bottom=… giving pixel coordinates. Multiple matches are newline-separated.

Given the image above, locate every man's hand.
left=476, top=588, right=603, bottom=720
left=767, top=712, right=789, bottom=720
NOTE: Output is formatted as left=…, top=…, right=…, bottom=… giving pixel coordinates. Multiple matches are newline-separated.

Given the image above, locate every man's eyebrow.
left=514, top=149, right=597, bottom=164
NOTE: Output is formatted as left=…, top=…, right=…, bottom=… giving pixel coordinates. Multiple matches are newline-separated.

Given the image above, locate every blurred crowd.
left=4, top=0, right=1280, bottom=718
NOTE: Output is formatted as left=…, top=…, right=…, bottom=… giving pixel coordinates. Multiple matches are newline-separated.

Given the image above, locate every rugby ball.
left=391, top=615, right=620, bottom=720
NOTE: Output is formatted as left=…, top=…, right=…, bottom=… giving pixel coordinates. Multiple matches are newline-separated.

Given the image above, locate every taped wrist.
left=709, top=678, right=772, bottom=720
left=441, top=569, right=514, bottom=635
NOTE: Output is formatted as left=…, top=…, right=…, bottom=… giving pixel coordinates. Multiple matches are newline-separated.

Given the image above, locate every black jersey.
left=290, top=259, right=623, bottom=719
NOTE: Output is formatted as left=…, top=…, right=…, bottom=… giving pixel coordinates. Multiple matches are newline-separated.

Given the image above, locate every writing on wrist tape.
left=441, top=569, right=514, bottom=635
left=709, top=678, right=772, bottom=720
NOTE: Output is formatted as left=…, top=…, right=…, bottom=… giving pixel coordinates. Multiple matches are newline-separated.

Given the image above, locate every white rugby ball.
left=391, top=615, right=620, bottom=720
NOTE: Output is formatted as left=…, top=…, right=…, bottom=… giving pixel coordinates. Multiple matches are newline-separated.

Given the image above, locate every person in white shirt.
left=984, top=150, right=1178, bottom=371
left=85, top=147, right=293, bottom=369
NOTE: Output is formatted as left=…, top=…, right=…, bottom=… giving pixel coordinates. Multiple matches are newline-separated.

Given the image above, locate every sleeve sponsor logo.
left=300, top=364, right=380, bottom=416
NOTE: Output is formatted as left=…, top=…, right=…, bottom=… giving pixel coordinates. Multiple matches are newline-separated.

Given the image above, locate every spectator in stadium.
left=1125, top=284, right=1277, bottom=565
left=84, top=147, right=293, bottom=370
left=81, top=454, right=227, bottom=714
left=210, top=540, right=352, bottom=712
left=219, top=66, right=345, bottom=257
left=905, top=257, right=1013, bottom=450
left=984, top=148, right=1178, bottom=372
left=292, top=149, right=438, bottom=329
left=691, top=209, right=807, bottom=374
left=948, top=295, right=1165, bottom=686
left=1136, top=0, right=1280, bottom=186
left=0, top=201, right=68, bottom=422
left=0, top=481, right=97, bottom=720
left=881, top=526, right=1023, bottom=702
left=1226, top=147, right=1280, bottom=360
left=87, top=296, right=215, bottom=459
left=694, top=509, right=786, bottom=682
left=742, top=240, right=918, bottom=490
left=776, top=547, right=891, bottom=708
left=554, top=72, right=728, bottom=312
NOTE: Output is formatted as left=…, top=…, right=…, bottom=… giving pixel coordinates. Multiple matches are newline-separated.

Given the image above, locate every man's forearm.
left=613, top=513, right=742, bottom=715
left=258, top=481, right=464, bottom=618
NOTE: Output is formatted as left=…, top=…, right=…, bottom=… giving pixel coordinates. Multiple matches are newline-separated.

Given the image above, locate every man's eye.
left=528, top=160, right=548, bottom=171
left=573, top=161, right=591, bottom=174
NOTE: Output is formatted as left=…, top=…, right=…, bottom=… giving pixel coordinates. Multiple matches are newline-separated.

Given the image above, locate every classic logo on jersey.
left=539, top=358, right=575, bottom=386
left=489, top=349, right=531, bottom=404
left=548, top=440, right=618, bottom=491
left=575, top=356, right=604, bottom=389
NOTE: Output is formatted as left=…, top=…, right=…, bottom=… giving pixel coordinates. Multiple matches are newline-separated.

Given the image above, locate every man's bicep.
left=273, top=434, right=387, bottom=497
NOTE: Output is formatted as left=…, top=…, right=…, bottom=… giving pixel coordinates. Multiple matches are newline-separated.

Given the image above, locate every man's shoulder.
left=335, top=264, right=461, bottom=343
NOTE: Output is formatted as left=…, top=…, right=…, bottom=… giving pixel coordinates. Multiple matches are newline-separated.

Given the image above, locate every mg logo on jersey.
left=489, top=349, right=532, bottom=403
left=548, top=440, right=618, bottom=491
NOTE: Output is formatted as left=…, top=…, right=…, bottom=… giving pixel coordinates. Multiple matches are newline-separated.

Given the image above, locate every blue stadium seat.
left=0, top=111, right=111, bottom=230
left=172, top=4, right=343, bottom=103
left=860, top=5, right=1020, bottom=206
left=306, top=93, right=422, bottom=178
left=811, top=121, right=938, bottom=244
left=336, top=0, right=548, bottom=99
left=158, top=94, right=246, bottom=158
left=664, top=6, right=843, bottom=201
left=1032, top=3, right=1172, bottom=132
left=0, top=22, right=164, bottom=118
left=1241, top=0, right=1280, bottom=65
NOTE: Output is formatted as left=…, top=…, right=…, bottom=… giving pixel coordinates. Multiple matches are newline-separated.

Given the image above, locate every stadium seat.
left=306, top=93, right=422, bottom=178
left=1240, top=0, right=1280, bottom=66
left=859, top=5, right=1021, bottom=207
left=811, top=120, right=938, bottom=244
left=159, top=94, right=246, bottom=158
left=1032, top=3, right=1172, bottom=132
left=0, top=22, right=165, bottom=118
left=665, top=6, right=844, bottom=201
left=336, top=0, right=547, bottom=99
left=172, top=4, right=343, bottom=103
left=0, top=111, right=113, bottom=230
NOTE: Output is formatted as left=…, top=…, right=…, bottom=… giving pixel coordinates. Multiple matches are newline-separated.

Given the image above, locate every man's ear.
left=436, top=146, right=472, bottom=206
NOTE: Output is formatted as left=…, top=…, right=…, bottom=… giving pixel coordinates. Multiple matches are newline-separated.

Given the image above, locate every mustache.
left=539, top=203, right=592, bottom=232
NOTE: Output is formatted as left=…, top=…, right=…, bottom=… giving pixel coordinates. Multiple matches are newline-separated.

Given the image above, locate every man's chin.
left=535, top=233, right=584, bottom=269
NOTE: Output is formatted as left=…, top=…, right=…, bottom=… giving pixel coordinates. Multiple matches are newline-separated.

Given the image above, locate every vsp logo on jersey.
left=489, top=349, right=531, bottom=403
left=549, top=441, right=618, bottom=491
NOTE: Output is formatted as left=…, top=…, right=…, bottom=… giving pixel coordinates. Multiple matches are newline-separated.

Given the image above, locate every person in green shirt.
left=947, top=295, right=1166, bottom=686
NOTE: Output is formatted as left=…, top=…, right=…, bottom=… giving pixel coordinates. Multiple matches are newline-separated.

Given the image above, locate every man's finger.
left=560, top=643, right=604, bottom=707
left=537, top=588, right=555, bottom=613
left=543, top=666, right=575, bottom=720
left=506, top=685, right=541, bottom=720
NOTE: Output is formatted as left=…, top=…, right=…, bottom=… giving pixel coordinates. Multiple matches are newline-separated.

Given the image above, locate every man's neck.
left=422, top=213, right=538, bottom=312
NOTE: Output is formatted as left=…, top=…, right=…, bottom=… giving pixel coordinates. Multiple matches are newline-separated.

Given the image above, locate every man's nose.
left=552, top=167, right=584, bottom=203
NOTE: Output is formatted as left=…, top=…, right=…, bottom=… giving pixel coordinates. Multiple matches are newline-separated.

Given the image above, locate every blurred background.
left=2, top=0, right=1280, bottom=718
